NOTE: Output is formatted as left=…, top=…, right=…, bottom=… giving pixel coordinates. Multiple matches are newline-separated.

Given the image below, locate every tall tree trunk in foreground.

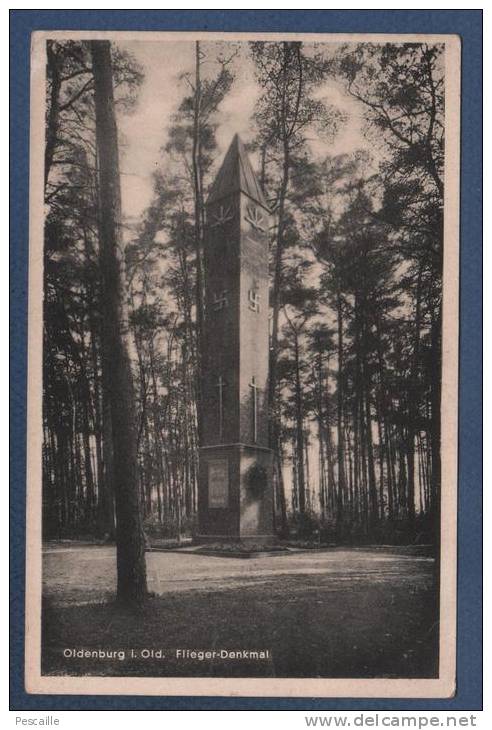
left=191, top=40, right=205, bottom=442
left=91, top=40, right=147, bottom=604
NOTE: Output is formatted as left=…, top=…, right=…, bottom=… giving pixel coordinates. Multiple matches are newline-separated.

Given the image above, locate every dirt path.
left=43, top=544, right=435, bottom=606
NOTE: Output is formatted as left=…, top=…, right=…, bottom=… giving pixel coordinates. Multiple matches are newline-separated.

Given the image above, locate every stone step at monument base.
left=194, top=533, right=277, bottom=547
left=192, top=534, right=286, bottom=559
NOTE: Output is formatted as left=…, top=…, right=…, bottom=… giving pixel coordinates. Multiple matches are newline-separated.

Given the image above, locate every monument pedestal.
left=197, top=444, right=275, bottom=545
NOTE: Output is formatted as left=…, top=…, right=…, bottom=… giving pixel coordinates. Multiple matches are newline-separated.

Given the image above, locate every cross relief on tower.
left=215, top=375, right=227, bottom=442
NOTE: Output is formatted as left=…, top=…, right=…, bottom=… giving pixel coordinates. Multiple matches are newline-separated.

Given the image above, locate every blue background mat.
left=10, top=9, right=482, bottom=711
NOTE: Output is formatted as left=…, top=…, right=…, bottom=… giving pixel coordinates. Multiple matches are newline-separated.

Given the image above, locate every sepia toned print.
left=25, top=31, right=460, bottom=697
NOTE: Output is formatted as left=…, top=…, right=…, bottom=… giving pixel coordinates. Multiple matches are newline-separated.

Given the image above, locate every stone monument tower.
left=197, top=134, right=275, bottom=544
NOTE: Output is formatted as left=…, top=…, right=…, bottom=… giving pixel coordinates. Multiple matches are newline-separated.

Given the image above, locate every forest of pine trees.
left=43, top=39, right=444, bottom=547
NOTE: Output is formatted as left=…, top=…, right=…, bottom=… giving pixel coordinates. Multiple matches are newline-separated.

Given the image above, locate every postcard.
left=25, top=30, right=460, bottom=698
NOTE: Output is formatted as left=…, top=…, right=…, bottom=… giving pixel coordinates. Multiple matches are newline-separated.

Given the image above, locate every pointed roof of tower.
left=207, top=134, right=269, bottom=210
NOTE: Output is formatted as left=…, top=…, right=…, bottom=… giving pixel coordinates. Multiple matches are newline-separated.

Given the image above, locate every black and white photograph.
left=25, top=31, right=460, bottom=697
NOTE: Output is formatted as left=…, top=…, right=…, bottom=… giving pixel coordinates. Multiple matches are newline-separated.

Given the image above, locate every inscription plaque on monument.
left=208, top=459, right=229, bottom=508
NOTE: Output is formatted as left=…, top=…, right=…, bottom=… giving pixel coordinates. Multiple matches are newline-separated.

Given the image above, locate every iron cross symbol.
left=215, top=376, right=226, bottom=441
left=245, top=205, right=266, bottom=233
left=249, top=376, right=260, bottom=443
left=211, top=204, right=234, bottom=228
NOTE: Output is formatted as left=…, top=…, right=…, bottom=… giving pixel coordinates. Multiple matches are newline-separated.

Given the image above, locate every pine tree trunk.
left=364, top=375, right=378, bottom=524
left=407, top=268, right=423, bottom=525
left=336, top=291, right=347, bottom=526
left=274, top=449, right=288, bottom=536
left=91, top=40, right=147, bottom=604
left=430, top=305, right=442, bottom=523
left=293, top=334, right=306, bottom=514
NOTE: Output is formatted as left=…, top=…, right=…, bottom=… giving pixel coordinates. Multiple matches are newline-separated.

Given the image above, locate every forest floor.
left=42, top=544, right=439, bottom=678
